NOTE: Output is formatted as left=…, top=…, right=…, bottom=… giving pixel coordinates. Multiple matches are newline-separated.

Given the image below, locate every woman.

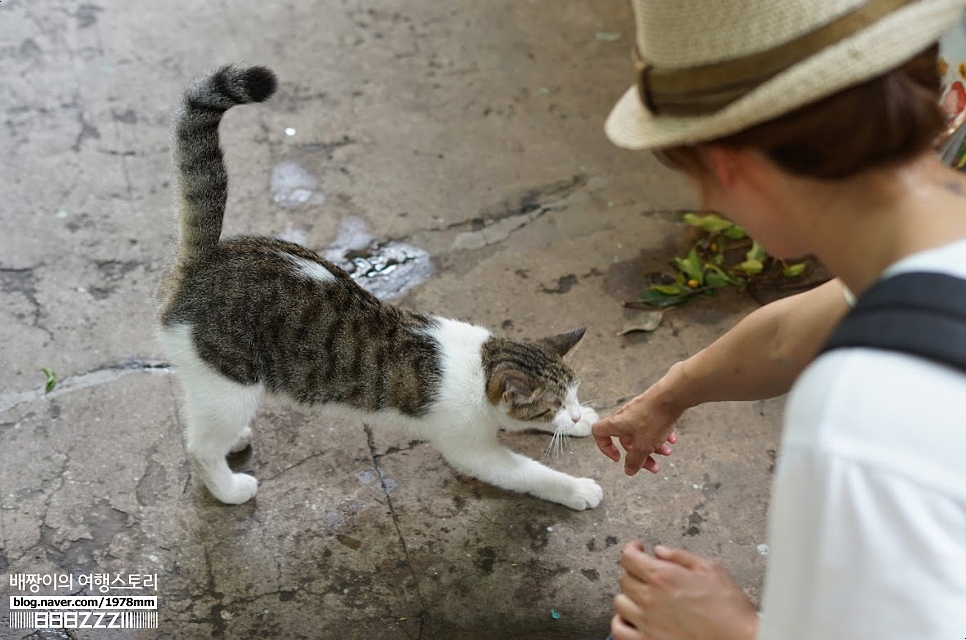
left=591, top=1, right=966, bottom=638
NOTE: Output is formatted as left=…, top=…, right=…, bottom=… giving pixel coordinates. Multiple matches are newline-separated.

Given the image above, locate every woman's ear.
left=705, top=145, right=773, bottom=192
left=704, top=145, right=740, bottom=189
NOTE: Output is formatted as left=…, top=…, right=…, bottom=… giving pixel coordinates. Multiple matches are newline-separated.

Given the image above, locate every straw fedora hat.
left=606, top=0, right=966, bottom=150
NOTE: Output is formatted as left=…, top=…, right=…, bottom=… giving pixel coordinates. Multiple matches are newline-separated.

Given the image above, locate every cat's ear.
left=536, top=327, right=586, bottom=359
left=486, top=369, right=534, bottom=406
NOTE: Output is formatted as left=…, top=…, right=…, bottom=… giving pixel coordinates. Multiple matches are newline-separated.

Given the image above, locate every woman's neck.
left=776, top=154, right=966, bottom=295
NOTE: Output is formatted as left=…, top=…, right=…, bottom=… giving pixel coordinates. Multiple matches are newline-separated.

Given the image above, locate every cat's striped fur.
left=157, top=65, right=602, bottom=510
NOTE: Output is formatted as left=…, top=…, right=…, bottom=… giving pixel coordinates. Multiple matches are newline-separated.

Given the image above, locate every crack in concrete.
left=70, top=104, right=100, bottom=153
left=259, top=450, right=328, bottom=483
left=0, top=359, right=173, bottom=414
left=296, top=136, right=356, bottom=160
left=362, top=423, right=427, bottom=638
left=0, top=468, right=7, bottom=573
left=447, top=174, right=586, bottom=232
left=202, top=539, right=228, bottom=639
left=388, top=174, right=586, bottom=259
left=376, top=440, right=425, bottom=459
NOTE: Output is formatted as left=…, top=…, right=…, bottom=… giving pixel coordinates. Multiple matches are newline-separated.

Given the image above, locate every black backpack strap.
left=820, top=272, right=966, bottom=374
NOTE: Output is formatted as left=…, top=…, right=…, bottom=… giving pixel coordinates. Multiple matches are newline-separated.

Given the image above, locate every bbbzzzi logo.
left=6, top=573, right=159, bottom=630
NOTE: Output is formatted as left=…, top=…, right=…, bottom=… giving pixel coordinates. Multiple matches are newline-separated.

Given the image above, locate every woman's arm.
left=593, top=278, right=850, bottom=475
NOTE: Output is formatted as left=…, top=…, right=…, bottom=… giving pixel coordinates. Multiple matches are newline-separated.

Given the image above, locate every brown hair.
left=655, top=44, right=945, bottom=180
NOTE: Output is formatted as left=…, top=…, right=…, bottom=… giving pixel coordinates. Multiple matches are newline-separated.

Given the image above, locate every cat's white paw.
left=229, top=427, right=253, bottom=453
left=567, top=407, right=599, bottom=437
left=559, top=477, right=603, bottom=511
left=213, top=473, right=258, bottom=504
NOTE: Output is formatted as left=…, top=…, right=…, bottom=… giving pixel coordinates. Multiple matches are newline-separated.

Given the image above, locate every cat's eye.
left=528, top=408, right=551, bottom=420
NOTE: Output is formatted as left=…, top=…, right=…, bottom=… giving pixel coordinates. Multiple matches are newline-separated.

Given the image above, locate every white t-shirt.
left=758, top=239, right=966, bottom=640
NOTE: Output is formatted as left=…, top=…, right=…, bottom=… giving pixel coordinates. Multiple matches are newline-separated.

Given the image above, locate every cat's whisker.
left=543, top=425, right=572, bottom=464
left=542, top=430, right=558, bottom=463
left=544, top=425, right=576, bottom=464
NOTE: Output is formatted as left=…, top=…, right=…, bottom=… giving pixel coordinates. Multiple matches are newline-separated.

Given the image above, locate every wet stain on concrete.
left=525, top=521, right=554, bottom=551
left=136, top=458, right=167, bottom=507
left=324, top=216, right=434, bottom=300
left=73, top=3, right=104, bottom=29
left=336, top=534, right=362, bottom=551
left=476, top=546, right=496, bottom=574
left=684, top=498, right=712, bottom=538
left=89, top=259, right=141, bottom=299
left=685, top=511, right=704, bottom=537
left=44, top=500, right=129, bottom=574
left=112, top=108, right=137, bottom=124
left=701, top=472, right=722, bottom=497
left=19, top=38, right=43, bottom=58
left=541, top=274, right=578, bottom=295
left=270, top=161, right=327, bottom=209
left=513, top=559, right=570, bottom=604
left=602, top=244, right=679, bottom=303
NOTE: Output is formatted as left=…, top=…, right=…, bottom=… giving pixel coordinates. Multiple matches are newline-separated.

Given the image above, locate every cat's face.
left=483, top=328, right=586, bottom=431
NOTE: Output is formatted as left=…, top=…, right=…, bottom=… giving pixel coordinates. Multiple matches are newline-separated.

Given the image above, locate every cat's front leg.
left=437, top=440, right=602, bottom=510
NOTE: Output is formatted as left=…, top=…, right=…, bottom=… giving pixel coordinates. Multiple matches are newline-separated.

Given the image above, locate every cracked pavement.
left=1, top=0, right=782, bottom=638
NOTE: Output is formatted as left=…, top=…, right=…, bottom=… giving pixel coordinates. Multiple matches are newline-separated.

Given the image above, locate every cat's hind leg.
left=180, top=367, right=263, bottom=504
left=229, top=426, right=253, bottom=453
left=160, top=323, right=263, bottom=504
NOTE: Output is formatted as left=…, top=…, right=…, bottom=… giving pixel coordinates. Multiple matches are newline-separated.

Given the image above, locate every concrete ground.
left=0, top=0, right=783, bottom=638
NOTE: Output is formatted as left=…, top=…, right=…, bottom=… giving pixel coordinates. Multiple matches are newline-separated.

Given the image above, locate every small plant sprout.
left=41, top=367, right=57, bottom=393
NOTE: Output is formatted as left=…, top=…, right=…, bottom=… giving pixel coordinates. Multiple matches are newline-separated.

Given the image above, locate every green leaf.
left=639, top=286, right=694, bottom=308
left=672, top=246, right=705, bottom=284
left=745, top=240, right=766, bottom=263
left=704, top=264, right=740, bottom=288
left=736, top=259, right=764, bottom=275
left=712, top=252, right=725, bottom=265
left=782, top=261, right=808, bottom=278
left=651, top=284, right=684, bottom=295
left=704, top=270, right=730, bottom=288
left=41, top=367, right=57, bottom=394
left=682, top=212, right=734, bottom=234
left=722, top=225, right=747, bottom=240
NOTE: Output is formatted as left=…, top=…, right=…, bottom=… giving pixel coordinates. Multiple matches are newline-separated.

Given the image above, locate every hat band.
left=635, top=0, right=921, bottom=116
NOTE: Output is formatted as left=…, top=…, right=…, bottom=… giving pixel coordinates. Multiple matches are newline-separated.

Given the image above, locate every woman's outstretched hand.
left=591, top=383, right=683, bottom=476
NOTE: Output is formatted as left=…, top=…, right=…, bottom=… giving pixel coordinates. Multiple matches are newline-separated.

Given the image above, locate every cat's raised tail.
left=173, top=65, right=277, bottom=263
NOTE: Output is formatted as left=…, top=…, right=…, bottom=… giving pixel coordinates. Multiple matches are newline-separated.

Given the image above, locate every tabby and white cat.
left=157, top=65, right=602, bottom=510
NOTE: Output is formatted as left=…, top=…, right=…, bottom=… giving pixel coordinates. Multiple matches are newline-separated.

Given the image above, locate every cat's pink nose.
left=570, top=410, right=581, bottom=423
